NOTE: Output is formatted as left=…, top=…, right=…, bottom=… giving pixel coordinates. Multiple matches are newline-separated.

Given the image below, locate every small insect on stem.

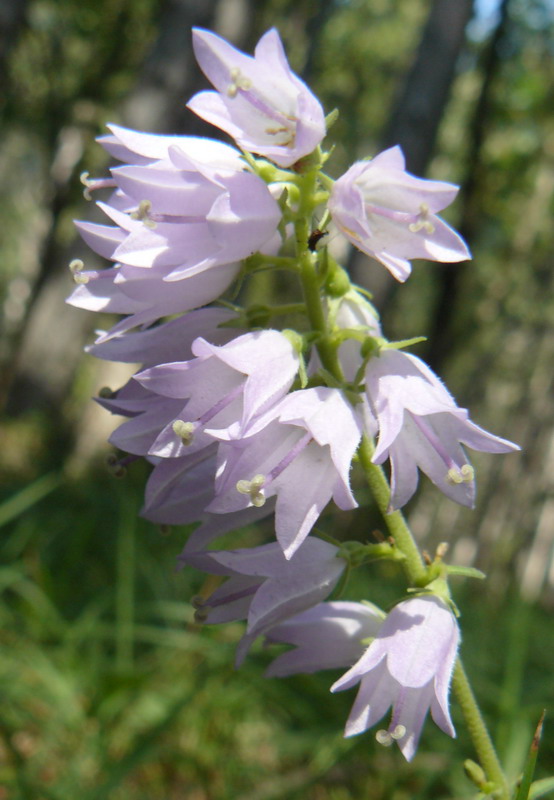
left=308, top=228, right=328, bottom=252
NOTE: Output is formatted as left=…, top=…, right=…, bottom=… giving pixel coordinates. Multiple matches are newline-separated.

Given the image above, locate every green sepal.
left=446, top=565, right=486, bottom=580
left=338, top=540, right=406, bottom=568
left=281, top=329, right=309, bottom=388
left=382, top=336, right=427, bottom=351
left=325, top=108, right=339, bottom=130
left=360, top=335, right=383, bottom=360
left=293, top=147, right=323, bottom=174
left=320, top=145, right=335, bottom=166
left=514, top=712, right=545, bottom=800
left=405, top=573, right=460, bottom=615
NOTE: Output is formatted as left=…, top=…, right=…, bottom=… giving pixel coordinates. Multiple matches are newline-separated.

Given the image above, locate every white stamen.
left=446, top=464, right=474, bottom=485
left=236, top=474, right=266, bottom=507
left=80, top=171, right=93, bottom=200
left=80, top=171, right=116, bottom=200
left=227, top=67, right=252, bottom=98
left=390, top=724, right=406, bottom=740
left=409, top=203, right=435, bottom=234
left=69, top=259, right=89, bottom=285
left=376, top=729, right=394, bottom=747
left=172, top=420, right=196, bottom=446
left=130, top=199, right=157, bottom=229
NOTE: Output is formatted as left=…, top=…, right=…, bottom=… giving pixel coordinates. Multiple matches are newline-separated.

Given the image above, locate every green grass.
left=0, top=468, right=552, bottom=800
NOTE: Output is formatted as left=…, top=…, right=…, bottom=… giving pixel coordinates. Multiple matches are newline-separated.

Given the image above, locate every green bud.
left=325, top=261, right=351, bottom=298
left=464, top=759, right=488, bottom=789
left=360, top=336, right=381, bottom=360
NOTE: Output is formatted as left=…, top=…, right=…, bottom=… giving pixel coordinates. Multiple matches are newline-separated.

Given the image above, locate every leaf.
left=529, top=777, right=554, bottom=799
left=0, top=473, right=61, bottom=528
left=514, top=711, right=545, bottom=800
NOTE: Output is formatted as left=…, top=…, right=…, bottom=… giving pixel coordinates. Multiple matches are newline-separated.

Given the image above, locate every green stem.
left=357, top=434, right=427, bottom=585
left=291, top=157, right=509, bottom=797
left=295, top=170, right=343, bottom=377
left=452, top=661, right=510, bottom=799
left=359, top=435, right=509, bottom=792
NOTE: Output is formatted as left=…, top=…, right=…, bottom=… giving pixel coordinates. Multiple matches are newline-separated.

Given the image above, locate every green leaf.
left=0, top=473, right=61, bottom=528
left=529, top=777, right=554, bottom=799
left=514, top=711, right=545, bottom=800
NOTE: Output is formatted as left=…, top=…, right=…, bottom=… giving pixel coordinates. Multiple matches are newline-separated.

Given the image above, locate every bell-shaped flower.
left=68, top=259, right=242, bottom=338
left=88, top=307, right=238, bottom=362
left=108, top=330, right=298, bottom=523
left=93, top=310, right=242, bottom=457
left=135, top=329, right=300, bottom=459
left=328, top=146, right=470, bottom=282
left=331, top=596, right=460, bottom=761
left=264, top=601, right=384, bottom=677
left=207, top=387, right=362, bottom=558
left=188, top=28, right=326, bottom=168
left=181, top=538, right=346, bottom=665
left=364, top=349, right=519, bottom=509
left=68, top=126, right=281, bottom=332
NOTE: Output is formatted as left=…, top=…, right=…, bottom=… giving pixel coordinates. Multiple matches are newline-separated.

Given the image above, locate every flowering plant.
left=69, top=26, right=544, bottom=799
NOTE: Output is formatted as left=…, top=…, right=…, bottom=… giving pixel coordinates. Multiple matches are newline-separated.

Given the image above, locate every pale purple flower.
left=110, top=329, right=298, bottom=524
left=93, top=310, right=243, bottom=456
left=188, top=28, right=326, bottom=168
left=68, top=259, right=241, bottom=338
left=207, top=387, right=362, bottom=558
left=328, top=146, right=470, bottom=282
left=136, top=329, right=300, bottom=458
left=68, top=126, right=281, bottom=333
left=88, top=307, right=238, bottom=362
left=331, top=596, right=460, bottom=761
left=264, top=601, right=383, bottom=677
left=364, top=349, right=519, bottom=509
left=180, top=538, right=346, bottom=665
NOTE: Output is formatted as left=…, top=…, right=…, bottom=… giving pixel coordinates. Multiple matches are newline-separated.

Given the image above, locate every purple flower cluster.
left=70, top=28, right=519, bottom=760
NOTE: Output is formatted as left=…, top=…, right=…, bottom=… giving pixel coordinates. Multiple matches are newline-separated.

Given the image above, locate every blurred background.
left=1, top=0, right=553, bottom=797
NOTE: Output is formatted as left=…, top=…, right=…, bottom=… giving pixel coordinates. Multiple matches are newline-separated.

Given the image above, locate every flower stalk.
left=70, top=23, right=523, bottom=787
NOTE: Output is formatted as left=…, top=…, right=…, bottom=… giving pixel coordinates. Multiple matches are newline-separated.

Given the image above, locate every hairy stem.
left=294, top=164, right=509, bottom=796
left=453, top=661, right=510, bottom=799
left=357, top=434, right=427, bottom=584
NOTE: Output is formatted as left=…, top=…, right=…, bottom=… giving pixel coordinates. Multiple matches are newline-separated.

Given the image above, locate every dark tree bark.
left=381, top=0, right=474, bottom=175
left=350, top=0, right=475, bottom=306
left=425, top=0, right=511, bottom=371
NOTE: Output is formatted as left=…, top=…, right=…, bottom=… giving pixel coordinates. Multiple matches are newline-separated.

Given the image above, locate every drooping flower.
left=328, top=146, right=470, bottom=281
left=88, top=306, right=238, bottom=361
left=136, top=329, right=301, bottom=458
left=180, top=538, right=346, bottom=665
left=68, top=126, right=281, bottom=334
left=207, top=386, right=362, bottom=558
left=331, top=595, right=460, bottom=761
left=264, top=601, right=384, bottom=677
left=364, top=348, right=519, bottom=509
left=188, top=28, right=326, bottom=168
